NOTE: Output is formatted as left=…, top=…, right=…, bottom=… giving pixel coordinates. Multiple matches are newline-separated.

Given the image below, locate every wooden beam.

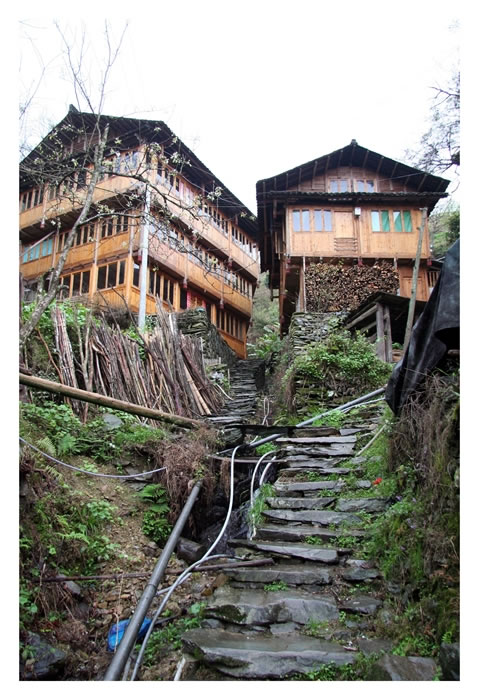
left=344, top=304, right=377, bottom=329
left=19, top=373, right=203, bottom=429
left=376, top=302, right=386, bottom=362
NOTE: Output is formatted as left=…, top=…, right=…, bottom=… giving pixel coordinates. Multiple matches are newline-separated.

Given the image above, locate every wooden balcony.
left=137, top=235, right=253, bottom=317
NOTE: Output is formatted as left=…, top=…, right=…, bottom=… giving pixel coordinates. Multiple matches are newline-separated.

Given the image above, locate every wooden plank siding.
left=285, top=205, right=430, bottom=262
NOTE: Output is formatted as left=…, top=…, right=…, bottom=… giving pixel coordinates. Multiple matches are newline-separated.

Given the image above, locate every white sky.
left=18, top=1, right=461, bottom=212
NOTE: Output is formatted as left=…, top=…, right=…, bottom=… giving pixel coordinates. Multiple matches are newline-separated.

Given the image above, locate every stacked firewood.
left=305, top=261, right=399, bottom=312
left=49, top=306, right=224, bottom=420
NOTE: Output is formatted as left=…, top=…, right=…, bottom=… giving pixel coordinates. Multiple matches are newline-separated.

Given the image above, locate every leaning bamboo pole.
left=19, top=373, right=203, bottom=429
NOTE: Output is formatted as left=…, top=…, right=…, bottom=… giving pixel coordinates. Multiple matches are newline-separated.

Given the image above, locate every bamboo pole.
left=19, top=373, right=203, bottom=429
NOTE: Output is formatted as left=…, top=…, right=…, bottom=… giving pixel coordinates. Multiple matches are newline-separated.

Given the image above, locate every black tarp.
left=385, top=239, right=459, bottom=414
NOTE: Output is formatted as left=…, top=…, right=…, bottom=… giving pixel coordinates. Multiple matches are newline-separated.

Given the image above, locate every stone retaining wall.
left=175, top=308, right=237, bottom=367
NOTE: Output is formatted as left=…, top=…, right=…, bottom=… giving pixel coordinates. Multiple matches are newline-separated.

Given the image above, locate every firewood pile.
left=49, top=305, right=224, bottom=420
left=305, top=261, right=399, bottom=312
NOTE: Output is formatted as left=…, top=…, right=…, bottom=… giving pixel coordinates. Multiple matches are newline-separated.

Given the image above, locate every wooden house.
left=256, top=141, right=450, bottom=335
left=20, top=108, right=259, bottom=358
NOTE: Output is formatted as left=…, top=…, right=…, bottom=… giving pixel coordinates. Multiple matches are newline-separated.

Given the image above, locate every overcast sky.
left=18, top=1, right=460, bottom=212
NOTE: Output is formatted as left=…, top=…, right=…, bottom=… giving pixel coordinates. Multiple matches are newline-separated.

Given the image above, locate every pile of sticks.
left=49, top=305, right=224, bottom=420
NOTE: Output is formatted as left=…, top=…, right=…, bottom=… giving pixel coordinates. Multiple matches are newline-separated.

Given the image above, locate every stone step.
left=336, top=497, right=388, bottom=513
left=274, top=480, right=371, bottom=495
left=279, top=465, right=357, bottom=475
left=222, top=562, right=333, bottom=586
left=279, top=444, right=355, bottom=457
left=181, top=629, right=358, bottom=679
left=229, top=539, right=340, bottom=563
left=255, top=524, right=366, bottom=543
left=265, top=496, right=337, bottom=510
left=263, top=508, right=362, bottom=527
left=203, top=587, right=339, bottom=626
left=276, top=436, right=357, bottom=445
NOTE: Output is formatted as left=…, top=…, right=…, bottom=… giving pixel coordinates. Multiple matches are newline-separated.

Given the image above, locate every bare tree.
left=405, top=70, right=460, bottom=180
left=19, top=21, right=127, bottom=349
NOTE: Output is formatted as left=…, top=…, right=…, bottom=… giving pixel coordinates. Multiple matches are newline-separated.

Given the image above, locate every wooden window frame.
left=97, top=261, right=125, bottom=291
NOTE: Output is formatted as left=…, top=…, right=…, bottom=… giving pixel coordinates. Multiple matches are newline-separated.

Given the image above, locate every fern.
left=36, top=436, right=57, bottom=458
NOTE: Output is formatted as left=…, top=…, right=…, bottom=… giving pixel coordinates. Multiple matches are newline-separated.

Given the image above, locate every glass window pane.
left=301, top=210, right=310, bottom=231
left=367, top=180, right=374, bottom=193
left=393, top=211, right=402, bottom=232
left=356, top=180, right=364, bottom=192
left=61, top=276, right=71, bottom=298
left=72, top=273, right=81, bottom=295
left=340, top=180, right=348, bottom=192
left=81, top=271, right=90, bottom=294
left=97, top=266, right=106, bottom=290
left=292, top=210, right=301, bottom=232
left=371, top=211, right=380, bottom=232
left=149, top=269, right=155, bottom=295
left=381, top=211, right=391, bottom=232
left=403, top=211, right=412, bottom=232
left=314, top=210, right=322, bottom=231
left=107, top=263, right=117, bottom=288
left=133, top=264, right=140, bottom=288
left=329, top=180, right=338, bottom=193
left=324, top=210, right=332, bottom=231
left=118, top=261, right=125, bottom=285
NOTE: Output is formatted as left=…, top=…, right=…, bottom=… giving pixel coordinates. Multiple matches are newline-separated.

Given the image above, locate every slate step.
left=265, top=496, right=337, bottom=509
left=181, top=629, right=358, bottom=679
left=276, top=436, right=357, bottom=445
left=223, top=562, right=333, bottom=586
left=255, top=524, right=366, bottom=543
left=279, top=465, right=358, bottom=475
left=203, top=588, right=339, bottom=626
left=336, top=497, right=388, bottom=513
left=274, top=480, right=371, bottom=495
left=229, top=539, right=340, bottom=563
left=263, top=508, right=362, bottom=527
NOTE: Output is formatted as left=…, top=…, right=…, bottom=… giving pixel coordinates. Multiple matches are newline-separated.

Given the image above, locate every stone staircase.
left=207, top=359, right=266, bottom=439
left=180, top=405, right=440, bottom=681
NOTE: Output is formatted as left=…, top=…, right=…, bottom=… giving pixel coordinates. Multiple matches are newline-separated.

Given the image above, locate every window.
left=132, top=263, right=140, bottom=288
left=292, top=209, right=311, bottom=232
left=329, top=179, right=349, bottom=193
left=162, top=276, right=175, bottom=304
left=149, top=268, right=161, bottom=296
left=393, top=210, right=413, bottom=232
left=101, top=218, right=114, bottom=238
left=313, top=209, right=333, bottom=232
left=97, top=261, right=125, bottom=290
left=20, top=188, right=44, bottom=212
left=59, top=270, right=90, bottom=298
left=371, top=210, right=391, bottom=232
left=355, top=179, right=375, bottom=193
left=115, top=215, right=129, bottom=234
left=371, top=210, right=412, bottom=232
left=22, top=238, right=53, bottom=263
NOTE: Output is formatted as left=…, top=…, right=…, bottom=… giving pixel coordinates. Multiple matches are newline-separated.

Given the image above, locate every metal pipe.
left=103, top=479, right=203, bottom=681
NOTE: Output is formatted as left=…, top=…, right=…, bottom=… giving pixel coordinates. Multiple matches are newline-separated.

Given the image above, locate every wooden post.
left=383, top=305, right=393, bottom=363
left=375, top=303, right=385, bottom=361
left=403, top=208, right=428, bottom=350
left=19, top=373, right=203, bottom=429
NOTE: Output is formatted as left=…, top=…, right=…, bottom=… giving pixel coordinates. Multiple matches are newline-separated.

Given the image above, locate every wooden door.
left=334, top=211, right=357, bottom=255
